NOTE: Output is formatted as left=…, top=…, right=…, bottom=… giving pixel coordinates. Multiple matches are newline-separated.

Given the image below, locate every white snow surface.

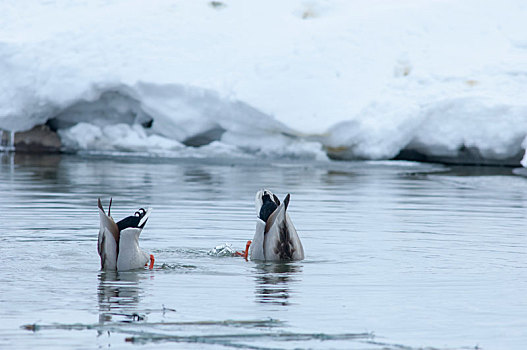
left=1, top=0, right=527, bottom=163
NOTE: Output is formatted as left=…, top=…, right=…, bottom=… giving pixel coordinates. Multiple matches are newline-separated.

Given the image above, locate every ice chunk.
left=58, top=122, right=184, bottom=152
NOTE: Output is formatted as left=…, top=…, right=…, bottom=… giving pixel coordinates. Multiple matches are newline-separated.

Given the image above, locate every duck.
left=97, top=198, right=154, bottom=271
left=249, top=189, right=304, bottom=261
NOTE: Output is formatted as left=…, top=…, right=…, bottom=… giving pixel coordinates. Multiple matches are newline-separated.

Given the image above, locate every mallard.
left=249, top=189, right=304, bottom=261
left=97, top=198, right=154, bottom=271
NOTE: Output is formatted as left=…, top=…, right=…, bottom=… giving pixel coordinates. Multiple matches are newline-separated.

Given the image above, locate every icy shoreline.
left=1, top=80, right=525, bottom=166
left=1, top=0, right=527, bottom=165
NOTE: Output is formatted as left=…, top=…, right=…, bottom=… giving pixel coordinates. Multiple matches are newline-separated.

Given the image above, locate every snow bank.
left=1, top=0, right=527, bottom=164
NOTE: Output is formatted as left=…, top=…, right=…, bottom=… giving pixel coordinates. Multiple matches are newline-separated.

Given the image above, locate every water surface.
left=0, top=154, right=526, bottom=349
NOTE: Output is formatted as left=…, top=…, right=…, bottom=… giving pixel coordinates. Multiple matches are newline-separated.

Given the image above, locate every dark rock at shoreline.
left=395, top=148, right=522, bottom=167
left=14, top=124, right=61, bottom=153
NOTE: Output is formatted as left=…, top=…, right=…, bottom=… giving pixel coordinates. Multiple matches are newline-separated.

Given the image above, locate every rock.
left=14, top=124, right=61, bottom=153
left=395, top=148, right=522, bottom=167
left=183, top=126, right=226, bottom=147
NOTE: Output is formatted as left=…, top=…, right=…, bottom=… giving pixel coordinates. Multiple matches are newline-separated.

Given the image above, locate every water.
left=1, top=153, right=526, bottom=350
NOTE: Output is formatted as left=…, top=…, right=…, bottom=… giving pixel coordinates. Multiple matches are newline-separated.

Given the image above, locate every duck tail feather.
left=98, top=198, right=104, bottom=214
left=108, top=198, right=113, bottom=217
left=273, top=194, right=281, bottom=206
left=283, top=194, right=290, bottom=211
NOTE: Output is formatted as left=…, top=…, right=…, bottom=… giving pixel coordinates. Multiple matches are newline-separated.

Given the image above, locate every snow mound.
left=1, top=0, right=527, bottom=165
left=2, top=79, right=327, bottom=160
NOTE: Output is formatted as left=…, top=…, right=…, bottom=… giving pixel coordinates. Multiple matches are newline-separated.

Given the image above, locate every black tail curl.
left=117, top=208, right=148, bottom=232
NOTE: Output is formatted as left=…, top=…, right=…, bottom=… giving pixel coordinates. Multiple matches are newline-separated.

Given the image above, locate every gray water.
left=0, top=153, right=526, bottom=350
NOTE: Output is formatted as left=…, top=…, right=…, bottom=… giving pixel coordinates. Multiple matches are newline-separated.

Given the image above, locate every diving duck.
left=97, top=198, right=154, bottom=271
left=249, top=189, right=304, bottom=261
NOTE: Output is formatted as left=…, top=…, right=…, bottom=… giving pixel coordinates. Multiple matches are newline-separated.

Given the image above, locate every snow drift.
left=1, top=0, right=527, bottom=164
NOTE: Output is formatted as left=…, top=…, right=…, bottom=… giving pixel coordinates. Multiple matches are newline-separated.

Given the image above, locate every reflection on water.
left=253, top=262, right=302, bottom=306
left=1, top=152, right=62, bottom=184
left=183, top=167, right=216, bottom=185
left=97, top=271, right=146, bottom=324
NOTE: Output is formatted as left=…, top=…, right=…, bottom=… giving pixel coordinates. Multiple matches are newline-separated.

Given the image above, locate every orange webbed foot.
left=234, top=240, right=252, bottom=261
left=148, top=254, right=155, bottom=269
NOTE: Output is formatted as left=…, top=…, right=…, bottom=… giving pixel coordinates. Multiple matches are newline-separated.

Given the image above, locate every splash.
left=207, top=243, right=237, bottom=257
